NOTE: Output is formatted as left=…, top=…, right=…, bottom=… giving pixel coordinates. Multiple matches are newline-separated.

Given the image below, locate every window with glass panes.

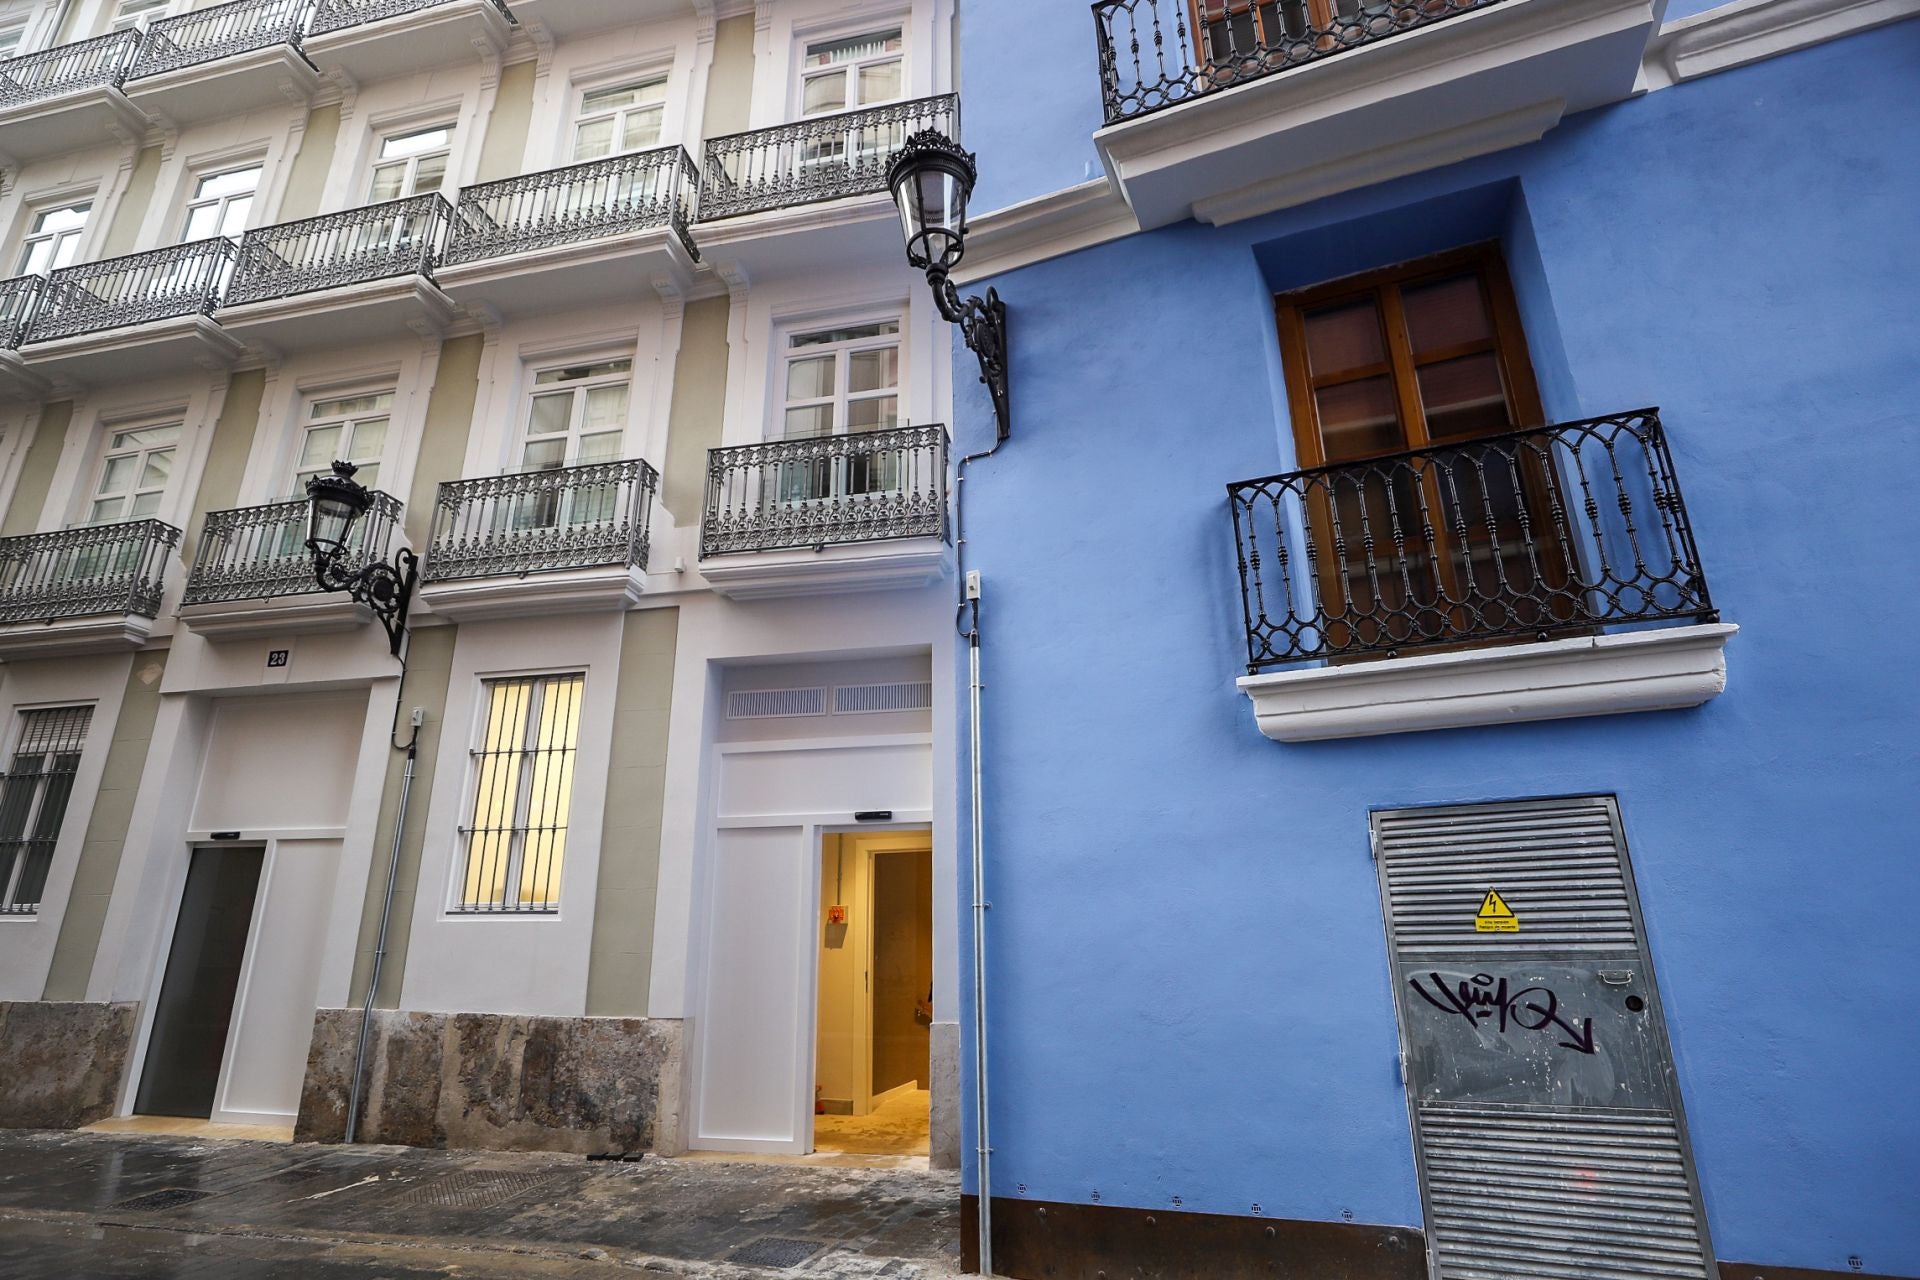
left=108, top=0, right=171, bottom=31
left=780, top=321, right=900, bottom=499
left=182, top=165, right=261, bottom=241
left=88, top=422, right=178, bottom=524
left=573, top=80, right=666, bottom=161
left=800, top=30, right=903, bottom=115
left=455, top=673, right=583, bottom=913
left=295, top=390, right=392, bottom=494
left=0, top=706, right=91, bottom=916
left=0, top=22, right=28, bottom=60
left=522, top=360, right=629, bottom=472
left=17, top=202, right=90, bottom=276
left=369, top=125, right=454, bottom=201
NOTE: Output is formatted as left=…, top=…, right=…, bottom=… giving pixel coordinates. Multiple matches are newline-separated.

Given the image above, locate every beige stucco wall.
left=474, top=58, right=537, bottom=184
left=1, top=401, right=72, bottom=536
left=42, top=651, right=169, bottom=1001
left=277, top=103, right=343, bottom=223
left=349, top=624, right=457, bottom=1008
left=703, top=14, right=757, bottom=138
left=178, top=369, right=265, bottom=567
left=405, top=334, right=483, bottom=546
left=99, top=145, right=161, bottom=259
left=584, top=607, right=679, bottom=1017
left=659, top=296, right=729, bottom=526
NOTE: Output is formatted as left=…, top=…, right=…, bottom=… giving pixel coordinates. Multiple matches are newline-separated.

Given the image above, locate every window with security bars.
left=0, top=706, right=92, bottom=915
left=455, top=674, right=583, bottom=913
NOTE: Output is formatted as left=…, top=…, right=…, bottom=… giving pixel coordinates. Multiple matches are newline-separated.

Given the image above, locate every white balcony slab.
left=177, top=591, right=373, bottom=641
left=0, top=87, right=148, bottom=165
left=1238, top=622, right=1737, bottom=742
left=694, top=193, right=917, bottom=286
left=217, top=275, right=457, bottom=351
left=20, top=314, right=245, bottom=386
left=302, top=0, right=513, bottom=83
left=508, top=0, right=693, bottom=38
left=698, top=538, right=952, bottom=601
left=1095, top=0, right=1657, bottom=231
left=0, top=611, right=157, bottom=659
left=435, top=225, right=695, bottom=319
left=0, top=350, right=50, bottom=403
left=420, top=562, right=647, bottom=621
left=124, top=44, right=320, bottom=127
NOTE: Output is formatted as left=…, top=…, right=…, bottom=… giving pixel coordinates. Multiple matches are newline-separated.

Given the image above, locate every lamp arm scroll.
left=927, top=266, right=1010, bottom=443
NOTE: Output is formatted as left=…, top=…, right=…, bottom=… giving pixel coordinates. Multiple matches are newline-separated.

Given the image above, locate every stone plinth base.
left=0, top=1001, right=137, bottom=1129
left=295, top=1008, right=681, bottom=1156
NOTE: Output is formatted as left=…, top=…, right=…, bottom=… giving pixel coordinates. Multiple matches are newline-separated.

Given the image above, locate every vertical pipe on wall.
left=346, top=726, right=417, bottom=1144
left=967, top=621, right=994, bottom=1275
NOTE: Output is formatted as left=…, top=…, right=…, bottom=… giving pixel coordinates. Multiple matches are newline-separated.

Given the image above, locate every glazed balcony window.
left=16, top=202, right=91, bottom=276
left=1229, top=247, right=1715, bottom=669
left=1094, top=0, right=1508, bottom=122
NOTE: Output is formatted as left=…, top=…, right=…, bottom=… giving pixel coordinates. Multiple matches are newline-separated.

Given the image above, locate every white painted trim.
left=1641, top=0, right=1919, bottom=87
left=1237, top=623, right=1737, bottom=742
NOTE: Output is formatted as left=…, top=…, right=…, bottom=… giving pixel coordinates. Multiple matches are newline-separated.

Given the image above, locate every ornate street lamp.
left=304, top=460, right=418, bottom=657
left=888, top=129, right=1010, bottom=441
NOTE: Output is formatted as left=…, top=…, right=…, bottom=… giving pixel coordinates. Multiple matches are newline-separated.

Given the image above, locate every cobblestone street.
left=0, top=1132, right=963, bottom=1278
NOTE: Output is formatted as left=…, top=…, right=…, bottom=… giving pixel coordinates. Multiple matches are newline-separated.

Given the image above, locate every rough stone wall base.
left=929, top=1019, right=960, bottom=1170
left=295, top=1008, right=681, bottom=1156
left=0, top=1001, right=137, bottom=1129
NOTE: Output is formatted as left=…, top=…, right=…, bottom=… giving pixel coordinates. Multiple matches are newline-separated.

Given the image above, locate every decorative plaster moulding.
left=1641, top=0, right=1920, bottom=87
left=177, top=594, right=375, bottom=642
left=1238, top=622, right=1737, bottom=742
left=0, top=613, right=160, bottom=660
left=419, top=564, right=649, bottom=621
left=1095, top=0, right=1658, bottom=230
left=697, top=540, right=953, bottom=600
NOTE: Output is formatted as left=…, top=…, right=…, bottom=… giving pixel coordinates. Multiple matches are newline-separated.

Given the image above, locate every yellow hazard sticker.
left=1475, top=890, right=1520, bottom=933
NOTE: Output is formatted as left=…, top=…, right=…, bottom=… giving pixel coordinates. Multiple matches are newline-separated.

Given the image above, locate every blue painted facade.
left=950, top=12, right=1920, bottom=1278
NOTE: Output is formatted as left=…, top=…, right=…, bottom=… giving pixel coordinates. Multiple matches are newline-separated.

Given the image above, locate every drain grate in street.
left=387, top=1170, right=563, bottom=1211
left=728, top=1236, right=827, bottom=1268
left=113, top=1187, right=215, bottom=1212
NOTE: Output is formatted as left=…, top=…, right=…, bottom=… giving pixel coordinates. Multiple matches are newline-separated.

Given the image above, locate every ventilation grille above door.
left=1375, top=797, right=1639, bottom=957
left=726, top=687, right=827, bottom=719
left=833, top=681, right=933, bottom=715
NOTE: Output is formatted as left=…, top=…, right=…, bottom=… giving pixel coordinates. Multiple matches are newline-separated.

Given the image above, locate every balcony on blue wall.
left=1228, top=410, right=1736, bottom=741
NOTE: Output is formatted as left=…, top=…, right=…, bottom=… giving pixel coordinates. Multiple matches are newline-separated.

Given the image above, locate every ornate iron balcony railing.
left=184, top=490, right=401, bottom=606
left=23, top=238, right=234, bottom=343
left=1228, top=410, right=1716, bottom=671
left=310, top=0, right=513, bottom=36
left=423, top=458, right=657, bottom=583
left=699, top=94, right=959, bottom=221
left=0, top=275, right=44, bottom=349
left=226, top=194, right=452, bottom=306
left=129, top=0, right=315, bottom=80
left=0, top=29, right=140, bottom=109
left=445, top=146, right=698, bottom=266
left=702, top=424, right=949, bottom=557
left=0, top=518, right=180, bottom=625
left=1094, top=0, right=1508, bottom=124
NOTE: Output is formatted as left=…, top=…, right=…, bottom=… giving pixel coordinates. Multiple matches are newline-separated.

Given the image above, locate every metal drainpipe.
left=966, top=617, right=994, bottom=1276
left=345, top=725, right=417, bottom=1144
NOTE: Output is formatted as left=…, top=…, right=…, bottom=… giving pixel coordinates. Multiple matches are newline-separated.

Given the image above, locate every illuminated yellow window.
left=457, top=673, right=583, bottom=912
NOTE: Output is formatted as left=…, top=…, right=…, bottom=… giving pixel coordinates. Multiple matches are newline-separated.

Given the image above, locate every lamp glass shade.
left=888, top=133, right=974, bottom=272
left=305, top=462, right=370, bottom=559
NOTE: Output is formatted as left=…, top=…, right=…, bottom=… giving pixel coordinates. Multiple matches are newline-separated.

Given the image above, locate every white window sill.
left=1237, top=622, right=1736, bottom=742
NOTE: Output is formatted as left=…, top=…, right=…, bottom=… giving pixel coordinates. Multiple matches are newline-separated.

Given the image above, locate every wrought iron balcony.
left=1228, top=410, right=1716, bottom=671
left=23, top=238, right=233, bottom=343
left=1094, top=0, right=1508, bottom=123
left=129, top=0, right=314, bottom=79
left=0, top=29, right=139, bottom=109
left=184, top=490, right=401, bottom=606
left=423, top=458, right=657, bottom=583
left=702, top=425, right=949, bottom=557
left=0, top=519, right=180, bottom=625
left=226, top=194, right=452, bottom=306
left=699, top=94, right=958, bottom=221
left=444, top=146, right=698, bottom=266
left=0, top=276, right=44, bottom=349
left=310, top=0, right=512, bottom=34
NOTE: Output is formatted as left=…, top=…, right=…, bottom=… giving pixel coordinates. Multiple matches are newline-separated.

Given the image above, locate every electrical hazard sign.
left=1475, top=890, right=1520, bottom=933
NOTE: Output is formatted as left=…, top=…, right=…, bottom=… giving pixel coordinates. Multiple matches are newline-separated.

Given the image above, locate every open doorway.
left=813, top=831, right=932, bottom=1156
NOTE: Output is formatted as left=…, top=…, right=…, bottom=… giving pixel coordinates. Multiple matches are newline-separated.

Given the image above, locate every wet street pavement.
left=0, top=1130, right=962, bottom=1278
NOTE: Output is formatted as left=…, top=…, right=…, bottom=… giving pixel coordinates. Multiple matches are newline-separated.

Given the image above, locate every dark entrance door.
left=135, top=845, right=263, bottom=1118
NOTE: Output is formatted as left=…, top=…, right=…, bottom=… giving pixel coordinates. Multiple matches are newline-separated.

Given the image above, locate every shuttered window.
left=455, top=674, right=583, bottom=913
